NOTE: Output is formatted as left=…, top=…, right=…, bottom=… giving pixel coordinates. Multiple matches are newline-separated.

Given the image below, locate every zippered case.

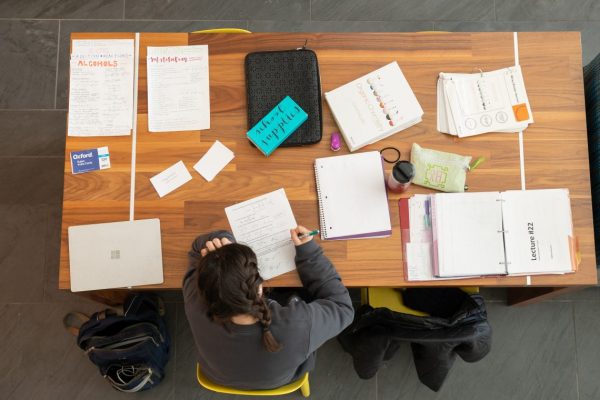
left=245, top=48, right=323, bottom=146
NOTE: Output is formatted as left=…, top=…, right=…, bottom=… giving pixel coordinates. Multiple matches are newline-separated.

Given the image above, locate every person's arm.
left=291, top=227, right=354, bottom=354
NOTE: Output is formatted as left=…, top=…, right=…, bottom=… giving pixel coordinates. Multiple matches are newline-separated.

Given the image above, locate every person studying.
left=183, top=226, right=354, bottom=390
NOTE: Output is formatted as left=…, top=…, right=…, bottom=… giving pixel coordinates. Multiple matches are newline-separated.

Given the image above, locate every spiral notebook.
left=314, top=151, right=392, bottom=240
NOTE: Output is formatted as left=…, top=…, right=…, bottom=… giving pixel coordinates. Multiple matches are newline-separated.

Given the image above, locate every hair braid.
left=256, top=296, right=282, bottom=353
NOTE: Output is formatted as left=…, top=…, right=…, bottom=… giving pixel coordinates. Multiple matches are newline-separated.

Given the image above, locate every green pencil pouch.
left=410, top=143, right=472, bottom=192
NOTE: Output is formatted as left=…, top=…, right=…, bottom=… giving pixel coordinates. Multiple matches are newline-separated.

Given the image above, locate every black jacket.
left=338, top=289, right=492, bottom=391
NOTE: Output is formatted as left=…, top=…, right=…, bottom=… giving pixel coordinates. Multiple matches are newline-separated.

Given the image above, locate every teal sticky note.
left=246, top=96, right=308, bottom=156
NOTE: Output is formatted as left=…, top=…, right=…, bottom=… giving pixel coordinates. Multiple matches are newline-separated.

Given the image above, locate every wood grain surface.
left=59, top=32, right=597, bottom=292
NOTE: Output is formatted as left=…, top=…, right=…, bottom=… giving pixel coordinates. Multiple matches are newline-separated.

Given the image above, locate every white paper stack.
left=68, top=39, right=135, bottom=136
left=325, top=62, right=424, bottom=152
left=437, top=65, right=533, bottom=137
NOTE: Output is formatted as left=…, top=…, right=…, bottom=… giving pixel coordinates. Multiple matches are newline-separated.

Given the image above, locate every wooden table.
left=60, top=32, right=597, bottom=305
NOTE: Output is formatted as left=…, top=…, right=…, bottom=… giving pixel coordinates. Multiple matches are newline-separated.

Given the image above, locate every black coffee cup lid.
left=392, top=161, right=415, bottom=183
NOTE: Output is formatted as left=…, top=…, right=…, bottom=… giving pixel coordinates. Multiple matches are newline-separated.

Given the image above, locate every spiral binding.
left=314, top=162, right=328, bottom=239
left=477, top=78, right=491, bottom=111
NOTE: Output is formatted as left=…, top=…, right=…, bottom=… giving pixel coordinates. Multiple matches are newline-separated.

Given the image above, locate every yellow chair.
left=191, top=28, right=251, bottom=34
left=363, top=287, right=479, bottom=316
left=196, top=364, right=310, bottom=397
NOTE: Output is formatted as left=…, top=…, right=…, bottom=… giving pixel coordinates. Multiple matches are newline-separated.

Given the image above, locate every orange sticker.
left=512, top=103, right=529, bottom=122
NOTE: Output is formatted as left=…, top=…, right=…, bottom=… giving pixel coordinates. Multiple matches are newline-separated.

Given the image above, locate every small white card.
left=150, top=160, right=192, bottom=198
left=193, top=140, right=235, bottom=182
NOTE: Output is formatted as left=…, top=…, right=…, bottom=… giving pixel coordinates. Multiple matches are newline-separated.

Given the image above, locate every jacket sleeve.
left=294, top=240, right=354, bottom=354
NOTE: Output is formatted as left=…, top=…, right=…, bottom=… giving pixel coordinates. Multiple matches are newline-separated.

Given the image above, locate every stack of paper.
left=146, top=45, right=210, bottom=132
left=437, top=66, right=533, bottom=137
left=325, top=62, right=423, bottom=152
left=68, top=39, right=135, bottom=136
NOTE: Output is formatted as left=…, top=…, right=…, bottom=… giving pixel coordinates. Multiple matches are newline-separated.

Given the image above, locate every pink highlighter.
left=330, top=132, right=342, bottom=151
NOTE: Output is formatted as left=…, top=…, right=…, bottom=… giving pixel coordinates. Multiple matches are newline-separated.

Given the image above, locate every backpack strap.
left=63, top=312, right=90, bottom=336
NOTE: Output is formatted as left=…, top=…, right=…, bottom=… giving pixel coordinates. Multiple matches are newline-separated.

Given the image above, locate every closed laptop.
left=68, top=218, right=163, bottom=292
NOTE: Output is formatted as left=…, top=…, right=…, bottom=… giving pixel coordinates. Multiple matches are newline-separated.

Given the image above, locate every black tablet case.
left=245, top=49, right=323, bottom=146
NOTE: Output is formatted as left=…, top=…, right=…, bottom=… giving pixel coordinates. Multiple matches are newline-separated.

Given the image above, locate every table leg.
left=506, top=286, right=591, bottom=306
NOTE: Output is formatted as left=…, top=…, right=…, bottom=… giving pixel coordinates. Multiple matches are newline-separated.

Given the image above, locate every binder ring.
left=380, top=147, right=401, bottom=163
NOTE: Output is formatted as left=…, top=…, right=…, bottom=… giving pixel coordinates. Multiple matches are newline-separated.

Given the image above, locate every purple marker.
left=330, top=132, right=342, bottom=151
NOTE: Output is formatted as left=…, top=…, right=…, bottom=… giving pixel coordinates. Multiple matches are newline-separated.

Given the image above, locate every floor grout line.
left=122, top=0, right=126, bottom=20
left=572, top=302, right=581, bottom=400
left=53, top=20, right=61, bottom=110
left=494, top=0, right=497, bottom=22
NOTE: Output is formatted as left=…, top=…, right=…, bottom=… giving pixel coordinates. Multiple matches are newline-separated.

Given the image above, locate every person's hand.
left=291, top=225, right=313, bottom=246
left=200, top=237, right=232, bottom=257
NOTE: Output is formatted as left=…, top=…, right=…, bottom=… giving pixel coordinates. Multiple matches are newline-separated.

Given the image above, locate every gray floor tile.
left=495, top=0, right=600, bottom=22
left=0, top=20, right=58, bottom=109
left=0, top=205, right=47, bottom=303
left=0, top=157, right=63, bottom=205
left=0, top=301, right=176, bottom=400
left=553, top=286, right=600, bottom=301
left=0, top=0, right=124, bottom=19
left=310, top=0, right=494, bottom=21
left=175, top=303, right=374, bottom=399
left=377, top=303, right=578, bottom=400
left=0, top=111, right=66, bottom=157
left=574, top=301, right=600, bottom=400
left=56, top=19, right=247, bottom=109
left=125, top=0, right=309, bottom=21
left=249, top=20, right=433, bottom=32
left=435, top=21, right=600, bottom=65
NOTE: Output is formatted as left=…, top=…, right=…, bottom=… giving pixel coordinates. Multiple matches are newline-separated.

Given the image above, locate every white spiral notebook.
left=314, top=151, right=392, bottom=240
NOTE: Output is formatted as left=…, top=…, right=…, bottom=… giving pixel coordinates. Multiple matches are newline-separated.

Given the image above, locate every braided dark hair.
left=196, top=243, right=283, bottom=353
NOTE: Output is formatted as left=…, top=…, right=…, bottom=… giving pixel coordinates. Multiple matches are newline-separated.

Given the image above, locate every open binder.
left=432, top=189, right=577, bottom=277
left=400, top=189, right=578, bottom=281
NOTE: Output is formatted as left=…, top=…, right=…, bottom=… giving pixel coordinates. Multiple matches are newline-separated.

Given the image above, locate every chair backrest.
left=191, top=28, right=251, bottom=34
left=584, top=53, right=600, bottom=265
left=196, top=364, right=310, bottom=397
left=364, top=287, right=479, bottom=316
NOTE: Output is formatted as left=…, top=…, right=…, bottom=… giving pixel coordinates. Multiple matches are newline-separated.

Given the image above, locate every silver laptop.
left=68, top=218, right=163, bottom=292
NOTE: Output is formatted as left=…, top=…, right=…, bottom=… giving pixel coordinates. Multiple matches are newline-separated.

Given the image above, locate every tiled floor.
left=1, top=1, right=599, bottom=399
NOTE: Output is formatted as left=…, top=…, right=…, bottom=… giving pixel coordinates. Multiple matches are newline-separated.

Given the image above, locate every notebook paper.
left=225, top=188, right=298, bottom=280
left=433, top=192, right=506, bottom=277
left=502, top=189, right=574, bottom=274
left=314, top=151, right=391, bottom=240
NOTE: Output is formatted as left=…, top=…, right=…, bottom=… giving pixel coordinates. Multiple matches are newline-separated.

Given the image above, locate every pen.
left=298, top=229, right=320, bottom=239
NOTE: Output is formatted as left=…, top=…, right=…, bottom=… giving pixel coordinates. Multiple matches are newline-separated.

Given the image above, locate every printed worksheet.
left=147, top=45, right=210, bottom=132
left=225, top=189, right=298, bottom=280
left=68, top=39, right=135, bottom=136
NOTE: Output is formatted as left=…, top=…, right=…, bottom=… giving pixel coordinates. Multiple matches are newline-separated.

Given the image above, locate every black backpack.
left=64, top=293, right=170, bottom=392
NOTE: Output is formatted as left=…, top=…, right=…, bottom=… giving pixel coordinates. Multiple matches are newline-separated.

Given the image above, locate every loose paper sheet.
left=147, top=45, right=210, bottom=132
left=68, top=39, right=135, bottom=136
left=150, top=160, right=192, bottom=198
left=225, top=188, right=298, bottom=280
left=193, top=140, right=234, bottom=182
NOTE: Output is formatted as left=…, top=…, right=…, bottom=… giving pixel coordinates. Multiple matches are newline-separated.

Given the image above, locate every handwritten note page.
left=225, top=189, right=298, bottom=280
left=147, top=45, right=210, bottom=132
left=68, top=39, right=135, bottom=136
